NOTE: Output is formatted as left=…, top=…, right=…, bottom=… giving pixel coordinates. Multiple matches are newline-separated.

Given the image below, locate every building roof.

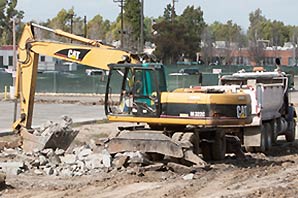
left=0, top=45, right=15, bottom=50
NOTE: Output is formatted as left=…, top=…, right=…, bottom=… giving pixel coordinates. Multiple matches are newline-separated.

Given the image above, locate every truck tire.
left=285, top=120, right=296, bottom=142
left=211, top=130, right=226, bottom=160
left=270, top=120, right=278, bottom=144
left=264, top=122, right=272, bottom=151
left=260, top=124, right=267, bottom=152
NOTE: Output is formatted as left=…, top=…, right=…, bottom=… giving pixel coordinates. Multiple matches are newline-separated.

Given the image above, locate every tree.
left=143, top=17, right=153, bottom=43
left=152, top=20, right=187, bottom=63
left=163, top=4, right=175, bottom=21
left=201, top=26, right=215, bottom=64
left=87, top=15, right=111, bottom=42
left=0, top=0, right=24, bottom=45
left=178, top=6, right=206, bottom=60
left=153, top=5, right=205, bottom=63
left=123, top=0, right=141, bottom=51
left=247, top=9, right=267, bottom=42
left=209, top=20, right=245, bottom=64
left=210, top=20, right=242, bottom=43
left=43, top=8, right=84, bottom=42
left=247, top=9, right=269, bottom=65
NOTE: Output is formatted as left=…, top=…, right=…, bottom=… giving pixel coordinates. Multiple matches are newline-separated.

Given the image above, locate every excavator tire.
left=200, top=131, right=226, bottom=161
left=201, top=142, right=212, bottom=161
left=211, top=130, right=226, bottom=161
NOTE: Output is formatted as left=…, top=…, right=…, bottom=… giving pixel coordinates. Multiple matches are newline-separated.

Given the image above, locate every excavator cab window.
left=105, top=63, right=166, bottom=117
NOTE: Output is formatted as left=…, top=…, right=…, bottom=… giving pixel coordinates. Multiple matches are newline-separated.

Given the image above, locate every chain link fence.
left=1, top=65, right=297, bottom=94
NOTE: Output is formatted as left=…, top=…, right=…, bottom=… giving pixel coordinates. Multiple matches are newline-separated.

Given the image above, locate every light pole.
left=113, top=0, right=125, bottom=48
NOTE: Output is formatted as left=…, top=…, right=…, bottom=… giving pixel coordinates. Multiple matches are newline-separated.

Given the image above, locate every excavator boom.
left=14, top=23, right=139, bottom=129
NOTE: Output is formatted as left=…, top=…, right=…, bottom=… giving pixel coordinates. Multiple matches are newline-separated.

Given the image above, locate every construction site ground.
left=1, top=92, right=298, bottom=197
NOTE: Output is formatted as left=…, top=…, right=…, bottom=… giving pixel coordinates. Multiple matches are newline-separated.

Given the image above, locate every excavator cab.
left=105, top=63, right=167, bottom=118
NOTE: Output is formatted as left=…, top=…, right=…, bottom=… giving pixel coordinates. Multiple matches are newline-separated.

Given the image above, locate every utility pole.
left=140, top=0, right=144, bottom=53
left=84, top=15, right=87, bottom=38
left=12, top=18, right=17, bottom=122
left=114, top=0, right=125, bottom=48
left=68, top=13, right=74, bottom=42
left=172, top=0, right=178, bottom=22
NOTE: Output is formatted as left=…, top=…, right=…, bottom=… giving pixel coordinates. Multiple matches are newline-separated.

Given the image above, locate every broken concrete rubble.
left=0, top=162, right=25, bottom=175
left=0, top=173, right=6, bottom=189
left=0, top=140, right=209, bottom=177
left=0, top=118, right=209, bottom=177
left=22, top=116, right=79, bottom=152
left=182, top=173, right=194, bottom=180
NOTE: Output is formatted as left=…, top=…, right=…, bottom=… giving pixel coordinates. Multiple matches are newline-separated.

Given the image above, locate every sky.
left=16, top=0, right=298, bottom=31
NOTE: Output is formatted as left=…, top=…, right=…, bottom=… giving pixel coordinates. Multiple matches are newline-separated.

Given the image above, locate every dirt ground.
left=1, top=121, right=298, bottom=198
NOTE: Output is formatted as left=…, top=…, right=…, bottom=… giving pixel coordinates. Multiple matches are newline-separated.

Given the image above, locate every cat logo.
left=54, top=48, right=90, bottom=61
left=67, top=49, right=81, bottom=60
left=236, top=105, right=247, bottom=118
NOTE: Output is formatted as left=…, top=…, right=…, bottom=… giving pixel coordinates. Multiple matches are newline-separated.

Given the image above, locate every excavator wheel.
left=211, top=130, right=226, bottom=160
left=200, top=130, right=226, bottom=161
left=201, top=142, right=212, bottom=161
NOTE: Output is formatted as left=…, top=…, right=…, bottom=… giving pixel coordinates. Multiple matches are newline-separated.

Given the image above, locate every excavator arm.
left=14, top=23, right=140, bottom=130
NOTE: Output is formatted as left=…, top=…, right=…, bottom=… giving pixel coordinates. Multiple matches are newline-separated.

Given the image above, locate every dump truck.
left=12, top=23, right=295, bottom=165
left=219, top=71, right=296, bottom=152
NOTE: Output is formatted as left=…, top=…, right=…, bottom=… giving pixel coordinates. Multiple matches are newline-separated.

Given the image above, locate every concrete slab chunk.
left=0, top=173, right=6, bottom=188
left=183, top=173, right=194, bottom=180
left=102, top=149, right=112, bottom=168
left=142, top=163, right=164, bottom=171
left=167, top=162, right=191, bottom=174
left=113, top=155, right=129, bottom=169
left=60, top=154, right=76, bottom=165
left=0, top=162, right=24, bottom=175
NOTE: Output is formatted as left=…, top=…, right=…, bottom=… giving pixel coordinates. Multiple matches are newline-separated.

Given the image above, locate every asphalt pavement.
left=1, top=90, right=298, bottom=133
left=0, top=98, right=106, bottom=133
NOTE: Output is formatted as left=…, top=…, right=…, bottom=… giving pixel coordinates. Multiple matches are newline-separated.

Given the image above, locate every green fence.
left=1, top=64, right=297, bottom=93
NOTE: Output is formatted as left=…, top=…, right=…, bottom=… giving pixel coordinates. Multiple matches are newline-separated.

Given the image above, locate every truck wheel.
left=270, top=120, right=278, bottom=144
left=211, top=130, right=226, bottom=160
left=264, top=122, right=272, bottom=151
left=260, top=124, right=267, bottom=152
left=285, top=120, right=296, bottom=142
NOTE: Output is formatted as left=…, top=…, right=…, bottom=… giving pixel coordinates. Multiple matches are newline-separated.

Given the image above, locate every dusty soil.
left=1, top=122, right=298, bottom=198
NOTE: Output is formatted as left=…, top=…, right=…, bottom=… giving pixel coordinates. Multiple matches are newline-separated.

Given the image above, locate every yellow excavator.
left=13, top=23, right=253, bottom=164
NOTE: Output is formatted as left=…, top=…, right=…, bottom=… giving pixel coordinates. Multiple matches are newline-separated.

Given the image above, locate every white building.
left=0, top=45, right=76, bottom=71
